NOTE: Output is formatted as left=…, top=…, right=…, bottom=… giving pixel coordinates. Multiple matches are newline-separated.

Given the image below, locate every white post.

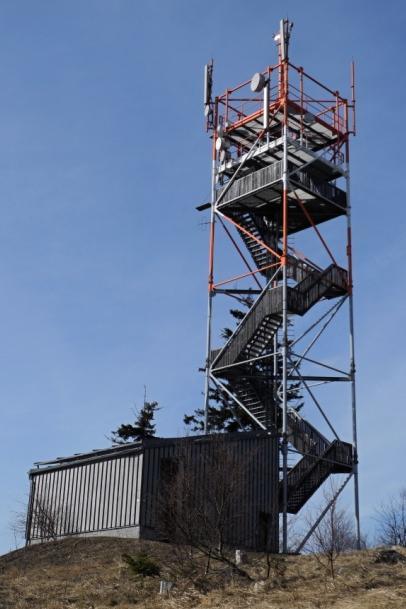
left=203, top=157, right=217, bottom=434
left=345, top=157, right=361, bottom=549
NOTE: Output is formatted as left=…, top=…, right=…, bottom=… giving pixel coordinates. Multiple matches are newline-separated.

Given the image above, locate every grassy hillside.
left=0, top=537, right=405, bottom=609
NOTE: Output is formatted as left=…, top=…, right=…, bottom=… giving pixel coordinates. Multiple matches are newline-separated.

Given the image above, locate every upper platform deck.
left=211, top=61, right=354, bottom=170
left=218, top=136, right=345, bottom=182
left=224, top=99, right=342, bottom=154
left=216, top=158, right=347, bottom=235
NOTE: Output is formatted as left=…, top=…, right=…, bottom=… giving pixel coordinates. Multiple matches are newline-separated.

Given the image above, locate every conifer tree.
left=111, top=396, right=159, bottom=444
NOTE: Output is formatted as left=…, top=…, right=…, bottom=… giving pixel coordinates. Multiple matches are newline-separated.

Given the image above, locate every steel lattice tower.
left=199, top=20, right=360, bottom=552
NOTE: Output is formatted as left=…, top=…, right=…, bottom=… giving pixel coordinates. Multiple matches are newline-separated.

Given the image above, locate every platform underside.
left=217, top=162, right=347, bottom=234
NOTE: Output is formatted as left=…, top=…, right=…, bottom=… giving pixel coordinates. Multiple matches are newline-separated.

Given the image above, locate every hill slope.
left=0, top=537, right=405, bottom=609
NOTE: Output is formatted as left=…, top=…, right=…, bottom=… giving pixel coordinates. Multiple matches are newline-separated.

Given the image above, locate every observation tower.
left=198, top=19, right=360, bottom=552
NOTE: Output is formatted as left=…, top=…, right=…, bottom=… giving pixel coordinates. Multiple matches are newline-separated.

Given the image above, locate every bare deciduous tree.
left=305, top=484, right=357, bottom=579
left=156, top=437, right=253, bottom=579
left=11, top=495, right=68, bottom=547
left=375, top=488, right=406, bottom=547
left=10, top=507, right=28, bottom=549
left=22, top=495, right=74, bottom=543
left=31, top=496, right=64, bottom=540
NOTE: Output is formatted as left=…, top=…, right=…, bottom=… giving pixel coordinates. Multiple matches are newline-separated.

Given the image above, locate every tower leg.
left=203, top=157, right=217, bottom=434
left=281, top=76, right=289, bottom=552
left=346, top=152, right=361, bottom=549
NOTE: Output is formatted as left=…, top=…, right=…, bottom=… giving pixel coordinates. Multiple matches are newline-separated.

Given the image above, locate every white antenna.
left=250, top=72, right=270, bottom=131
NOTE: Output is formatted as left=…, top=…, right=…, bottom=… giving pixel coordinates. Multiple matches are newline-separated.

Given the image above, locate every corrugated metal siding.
left=27, top=452, right=143, bottom=542
left=27, top=433, right=279, bottom=551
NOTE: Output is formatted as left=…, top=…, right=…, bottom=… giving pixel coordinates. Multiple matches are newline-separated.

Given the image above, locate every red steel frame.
left=207, top=60, right=355, bottom=292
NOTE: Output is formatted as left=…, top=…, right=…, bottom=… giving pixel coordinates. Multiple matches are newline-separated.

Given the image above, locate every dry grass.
left=0, top=537, right=405, bottom=609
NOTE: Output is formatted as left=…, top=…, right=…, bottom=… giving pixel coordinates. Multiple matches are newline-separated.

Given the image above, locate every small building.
left=26, top=432, right=279, bottom=552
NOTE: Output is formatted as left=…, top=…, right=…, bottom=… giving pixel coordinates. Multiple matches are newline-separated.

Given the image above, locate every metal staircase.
left=228, top=209, right=323, bottom=283
left=211, top=259, right=352, bottom=511
left=228, top=210, right=276, bottom=276
left=280, top=440, right=353, bottom=513
left=212, top=263, right=347, bottom=372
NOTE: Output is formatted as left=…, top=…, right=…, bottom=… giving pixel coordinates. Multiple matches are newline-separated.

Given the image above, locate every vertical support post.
left=351, top=61, right=356, bottom=136
left=345, top=136, right=361, bottom=549
left=299, top=67, right=304, bottom=146
left=273, top=331, right=278, bottom=426
left=280, top=18, right=290, bottom=554
left=203, top=116, right=218, bottom=434
left=25, top=475, right=35, bottom=546
left=281, top=253, right=288, bottom=553
left=263, top=76, right=269, bottom=138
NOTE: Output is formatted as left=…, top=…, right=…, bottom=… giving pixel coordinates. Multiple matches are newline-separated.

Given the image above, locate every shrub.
left=122, top=552, right=160, bottom=577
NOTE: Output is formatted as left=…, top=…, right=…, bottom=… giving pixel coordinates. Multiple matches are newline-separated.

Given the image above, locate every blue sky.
left=0, top=0, right=405, bottom=553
